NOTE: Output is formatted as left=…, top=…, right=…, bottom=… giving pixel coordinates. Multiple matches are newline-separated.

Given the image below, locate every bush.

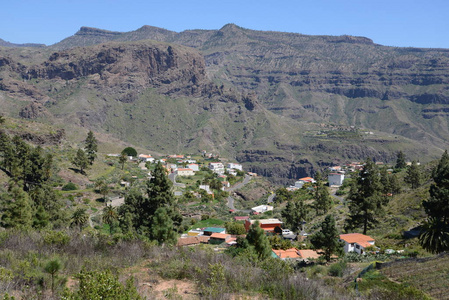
left=62, top=182, right=78, bottom=191
left=121, top=147, right=137, bottom=157
left=328, top=260, right=347, bottom=277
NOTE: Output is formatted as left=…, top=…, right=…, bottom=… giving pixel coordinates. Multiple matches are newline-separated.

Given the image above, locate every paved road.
left=168, top=172, right=186, bottom=188
left=225, top=175, right=251, bottom=192
left=225, top=175, right=253, bottom=213
left=267, top=193, right=276, bottom=203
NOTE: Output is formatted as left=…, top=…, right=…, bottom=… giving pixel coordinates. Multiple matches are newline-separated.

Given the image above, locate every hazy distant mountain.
left=0, top=37, right=45, bottom=48
left=1, top=24, right=448, bottom=182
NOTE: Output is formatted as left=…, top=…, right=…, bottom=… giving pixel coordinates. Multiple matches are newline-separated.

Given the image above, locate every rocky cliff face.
left=1, top=25, right=448, bottom=183
left=26, top=42, right=208, bottom=97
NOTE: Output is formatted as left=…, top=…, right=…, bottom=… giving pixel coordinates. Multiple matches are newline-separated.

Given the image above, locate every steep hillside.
left=2, top=25, right=449, bottom=183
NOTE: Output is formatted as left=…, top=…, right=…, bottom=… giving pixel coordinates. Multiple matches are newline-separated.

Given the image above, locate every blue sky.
left=1, top=0, right=448, bottom=48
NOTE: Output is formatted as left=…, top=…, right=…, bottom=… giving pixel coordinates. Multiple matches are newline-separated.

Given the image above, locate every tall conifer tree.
left=345, top=158, right=387, bottom=234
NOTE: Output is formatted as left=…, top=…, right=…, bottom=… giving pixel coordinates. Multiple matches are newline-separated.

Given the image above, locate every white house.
left=177, top=168, right=195, bottom=176
left=328, top=173, right=345, bottom=186
left=187, top=163, right=199, bottom=172
left=199, top=185, right=213, bottom=194
left=227, top=163, right=243, bottom=171
left=339, top=233, right=375, bottom=254
left=168, top=163, right=178, bottom=172
left=251, top=205, right=274, bottom=214
left=294, top=181, right=304, bottom=189
left=138, top=154, right=154, bottom=163
left=209, top=162, right=225, bottom=174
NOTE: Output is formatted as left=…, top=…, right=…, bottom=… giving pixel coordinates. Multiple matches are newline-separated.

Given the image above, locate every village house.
left=209, top=233, right=232, bottom=244
left=187, top=163, right=199, bottom=171
left=297, top=249, right=321, bottom=260
left=294, top=180, right=304, bottom=189
left=339, top=233, right=375, bottom=254
left=227, top=163, right=243, bottom=171
left=177, top=168, right=195, bottom=176
left=138, top=154, right=154, bottom=163
left=298, top=177, right=316, bottom=184
left=328, top=173, right=345, bottom=186
left=199, top=185, right=213, bottom=195
left=234, top=216, right=250, bottom=222
left=177, top=236, right=210, bottom=247
left=244, top=218, right=283, bottom=233
left=272, top=248, right=301, bottom=260
left=251, top=205, right=274, bottom=214
left=209, top=162, right=225, bottom=174
left=203, top=227, right=226, bottom=236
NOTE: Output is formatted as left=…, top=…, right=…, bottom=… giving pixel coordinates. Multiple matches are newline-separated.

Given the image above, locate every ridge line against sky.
left=1, top=0, right=448, bottom=49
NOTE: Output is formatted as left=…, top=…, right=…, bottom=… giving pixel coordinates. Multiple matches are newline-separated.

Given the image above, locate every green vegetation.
left=121, top=147, right=137, bottom=157
left=345, top=158, right=388, bottom=234
left=310, top=215, right=344, bottom=262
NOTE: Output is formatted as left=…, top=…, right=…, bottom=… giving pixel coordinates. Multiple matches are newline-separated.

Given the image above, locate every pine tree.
left=246, top=221, right=272, bottom=260
left=314, top=174, right=332, bottom=215
left=389, top=173, right=402, bottom=195
left=72, top=148, right=89, bottom=174
left=145, top=161, right=174, bottom=215
left=150, top=207, right=177, bottom=245
left=423, top=151, right=449, bottom=222
left=395, top=151, right=407, bottom=169
left=84, top=131, right=98, bottom=165
left=33, top=205, right=50, bottom=229
left=310, top=215, right=343, bottom=262
left=420, top=151, right=449, bottom=253
left=345, top=158, right=388, bottom=234
left=404, top=160, right=423, bottom=189
left=281, top=198, right=308, bottom=232
left=1, top=182, right=33, bottom=229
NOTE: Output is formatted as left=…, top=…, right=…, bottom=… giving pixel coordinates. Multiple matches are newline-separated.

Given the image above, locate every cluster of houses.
left=177, top=216, right=376, bottom=261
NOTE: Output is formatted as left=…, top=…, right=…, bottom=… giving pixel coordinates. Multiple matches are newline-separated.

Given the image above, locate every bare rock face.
left=26, top=41, right=208, bottom=97
left=19, top=102, right=50, bottom=119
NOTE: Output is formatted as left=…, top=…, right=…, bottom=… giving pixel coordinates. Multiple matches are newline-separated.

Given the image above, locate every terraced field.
left=379, top=253, right=449, bottom=300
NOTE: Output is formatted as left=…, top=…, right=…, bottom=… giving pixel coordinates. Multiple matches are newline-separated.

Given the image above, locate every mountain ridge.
left=1, top=25, right=448, bottom=183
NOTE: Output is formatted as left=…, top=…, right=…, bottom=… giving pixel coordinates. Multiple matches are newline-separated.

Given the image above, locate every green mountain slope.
left=1, top=25, right=449, bottom=182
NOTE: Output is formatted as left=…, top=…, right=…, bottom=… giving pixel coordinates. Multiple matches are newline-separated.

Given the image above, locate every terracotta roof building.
left=177, top=236, right=210, bottom=247
left=339, top=233, right=375, bottom=254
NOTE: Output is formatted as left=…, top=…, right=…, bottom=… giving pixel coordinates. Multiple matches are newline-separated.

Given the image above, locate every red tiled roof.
left=177, top=236, right=210, bottom=246
left=234, top=216, right=250, bottom=221
left=210, top=233, right=231, bottom=240
left=272, top=248, right=300, bottom=259
left=339, top=233, right=375, bottom=246
left=298, top=249, right=320, bottom=259
left=298, top=177, right=314, bottom=181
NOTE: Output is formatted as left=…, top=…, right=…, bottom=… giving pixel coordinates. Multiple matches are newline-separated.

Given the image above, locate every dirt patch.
left=58, top=169, right=91, bottom=188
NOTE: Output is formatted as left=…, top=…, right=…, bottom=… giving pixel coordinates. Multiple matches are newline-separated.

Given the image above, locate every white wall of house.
left=187, top=164, right=199, bottom=171
left=227, top=163, right=243, bottom=171
left=328, top=173, right=345, bottom=186
left=177, top=168, right=195, bottom=176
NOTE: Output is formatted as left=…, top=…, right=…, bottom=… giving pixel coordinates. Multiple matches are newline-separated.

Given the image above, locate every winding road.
left=225, top=175, right=253, bottom=213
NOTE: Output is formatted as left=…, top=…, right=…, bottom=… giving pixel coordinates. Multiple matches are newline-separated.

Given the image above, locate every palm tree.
left=95, top=180, right=109, bottom=204
left=71, top=208, right=88, bottom=231
left=102, top=205, right=118, bottom=234
left=419, top=217, right=449, bottom=254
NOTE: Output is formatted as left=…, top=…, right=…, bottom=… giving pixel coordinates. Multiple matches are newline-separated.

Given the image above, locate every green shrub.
left=62, top=182, right=78, bottom=191
left=121, top=147, right=137, bottom=157
left=328, top=260, right=347, bottom=277
left=43, top=231, right=70, bottom=247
